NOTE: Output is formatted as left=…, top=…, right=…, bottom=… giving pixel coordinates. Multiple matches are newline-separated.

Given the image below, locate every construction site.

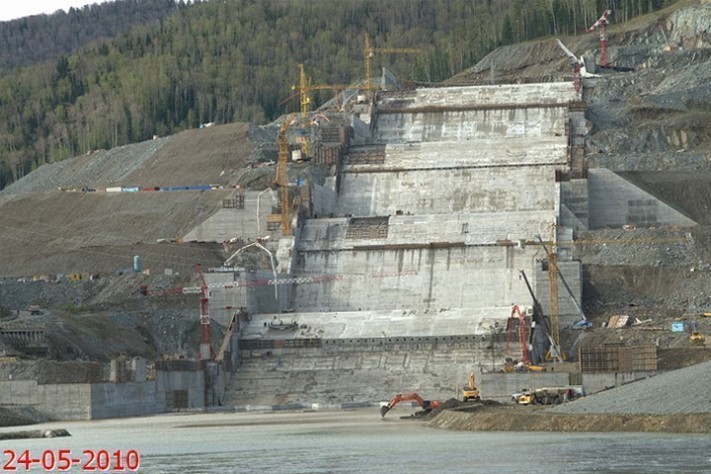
left=1, top=3, right=711, bottom=429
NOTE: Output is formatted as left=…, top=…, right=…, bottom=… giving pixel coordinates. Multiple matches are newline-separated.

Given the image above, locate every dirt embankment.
left=429, top=406, right=711, bottom=434
left=430, top=361, right=711, bottom=434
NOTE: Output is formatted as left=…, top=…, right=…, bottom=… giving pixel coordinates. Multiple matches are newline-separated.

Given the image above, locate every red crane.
left=588, top=9, right=612, bottom=68
left=506, top=305, right=530, bottom=365
left=194, top=263, right=213, bottom=361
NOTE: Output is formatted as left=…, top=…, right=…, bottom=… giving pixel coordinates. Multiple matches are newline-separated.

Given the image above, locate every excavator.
left=462, top=372, right=481, bottom=402
left=380, top=393, right=441, bottom=418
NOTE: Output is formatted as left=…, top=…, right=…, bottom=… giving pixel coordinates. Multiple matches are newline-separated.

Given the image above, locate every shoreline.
left=4, top=403, right=710, bottom=435
left=428, top=407, right=711, bottom=434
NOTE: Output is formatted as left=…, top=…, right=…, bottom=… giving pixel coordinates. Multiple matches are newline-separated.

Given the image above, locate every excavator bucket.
left=380, top=405, right=390, bottom=417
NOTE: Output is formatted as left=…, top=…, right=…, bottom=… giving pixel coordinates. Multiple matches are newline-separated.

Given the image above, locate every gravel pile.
left=0, top=139, right=168, bottom=198
left=549, top=361, right=711, bottom=415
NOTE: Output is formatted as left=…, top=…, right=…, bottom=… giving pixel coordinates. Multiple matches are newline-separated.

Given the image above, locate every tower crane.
left=363, top=34, right=419, bottom=94
left=194, top=263, right=214, bottom=361
left=587, top=9, right=612, bottom=68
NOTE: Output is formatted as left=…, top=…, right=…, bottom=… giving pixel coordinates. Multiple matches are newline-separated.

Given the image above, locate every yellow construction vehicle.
left=690, top=332, right=706, bottom=344
left=462, top=372, right=481, bottom=402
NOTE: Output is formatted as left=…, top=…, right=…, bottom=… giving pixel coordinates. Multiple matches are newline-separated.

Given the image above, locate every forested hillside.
left=0, top=0, right=180, bottom=70
left=0, top=0, right=673, bottom=189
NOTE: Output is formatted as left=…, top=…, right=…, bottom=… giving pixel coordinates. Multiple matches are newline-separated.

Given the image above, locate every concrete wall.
left=311, top=183, right=337, bottom=218
left=378, top=84, right=579, bottom=109
left=0, top=380, right=91, bottom=420
left=534, top=260, right=584, bottom=321
left=228, top=338, right=524, bottom=406
left=183, top=190, right=278, bottom=242
left=244, top=310, right=515, bottom=340
left=336, top=166, right=558, bottom=217
left=348, top=138, right=568, bottom=170
left=0, top=369, right=204, bottom=420
left=299, top=213, right=554, bottom=252
left=90, top=382, right=160, bottom=419
left=560, top=179, right=590, bottom=230
left=155, top=369, right=205, bottom=409
left=293, top=246, right=541, bottom=313
left=587, top=169, right=696, bottom=229
left=376, top=107, right=570, bottom=143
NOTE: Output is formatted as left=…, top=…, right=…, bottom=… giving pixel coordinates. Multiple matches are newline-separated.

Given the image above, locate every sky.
left=0, top=1, right=107, bottom=22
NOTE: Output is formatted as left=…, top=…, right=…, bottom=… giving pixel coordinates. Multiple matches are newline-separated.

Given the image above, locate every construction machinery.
left=194, top=263, right=214, bottom=361
left=504, top=305, right=547, bottom=372
left=519, top=270, right=564, bottom=363
left=556, top=39, right=601, bottom=97
left=462, top=372, right=481, bottom=402
left=363, top=34, right=419, bottom=93
left=690, top=332, right=706, bottom=345
left=506, top=305, right=531, bottom=365
left=513, top=387, right=581, bottom=405
left=587, top=9, right=612, bottom=68
left=380, top=393, right=441, bottom=417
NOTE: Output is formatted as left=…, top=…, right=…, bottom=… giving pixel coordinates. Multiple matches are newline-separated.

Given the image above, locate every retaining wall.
left=0, top=369, right=204, bottom=421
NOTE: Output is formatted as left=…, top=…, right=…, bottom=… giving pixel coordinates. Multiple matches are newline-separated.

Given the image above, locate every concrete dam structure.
left=224, top=82, right=589, bottom=406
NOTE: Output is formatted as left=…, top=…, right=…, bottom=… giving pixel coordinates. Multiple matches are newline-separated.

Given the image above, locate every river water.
left=2, top=408, right=710, bottom=473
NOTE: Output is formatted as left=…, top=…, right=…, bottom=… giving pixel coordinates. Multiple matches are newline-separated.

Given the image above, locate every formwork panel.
left=579, top=344, right=657, bottom=373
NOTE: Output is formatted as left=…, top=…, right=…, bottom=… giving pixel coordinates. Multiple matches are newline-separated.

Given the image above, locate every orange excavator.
left=380, top=393, right=442, bottom=417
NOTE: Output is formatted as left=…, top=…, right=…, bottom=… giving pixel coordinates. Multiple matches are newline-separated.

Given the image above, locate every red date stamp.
left=3, top=449, right=140, bottom=471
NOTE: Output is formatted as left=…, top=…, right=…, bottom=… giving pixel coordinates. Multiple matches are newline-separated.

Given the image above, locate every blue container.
left=133, top=255, right=142, bottom=273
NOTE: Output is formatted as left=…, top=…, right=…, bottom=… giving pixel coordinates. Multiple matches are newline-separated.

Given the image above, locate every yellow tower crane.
left=363, top=34, right=419, bottom=93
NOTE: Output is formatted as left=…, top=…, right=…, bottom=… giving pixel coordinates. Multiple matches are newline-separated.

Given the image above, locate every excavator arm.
left=380, top=392, right=441, bottom=417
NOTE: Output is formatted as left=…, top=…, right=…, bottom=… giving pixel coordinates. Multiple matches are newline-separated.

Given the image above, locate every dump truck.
left=513, top=386, right=583, bottom=405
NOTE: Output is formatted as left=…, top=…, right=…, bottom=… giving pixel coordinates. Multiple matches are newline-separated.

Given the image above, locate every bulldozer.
left=462, top=372, right=481, bottom=402
left=690, top=331, right=706, bottom=344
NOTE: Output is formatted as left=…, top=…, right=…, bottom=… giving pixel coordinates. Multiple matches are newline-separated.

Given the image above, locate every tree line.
left=0, top=0, right=674, bottom=189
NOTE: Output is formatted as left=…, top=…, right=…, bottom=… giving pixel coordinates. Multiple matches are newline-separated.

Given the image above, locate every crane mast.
left=588, top=9, right=611, bottom=67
